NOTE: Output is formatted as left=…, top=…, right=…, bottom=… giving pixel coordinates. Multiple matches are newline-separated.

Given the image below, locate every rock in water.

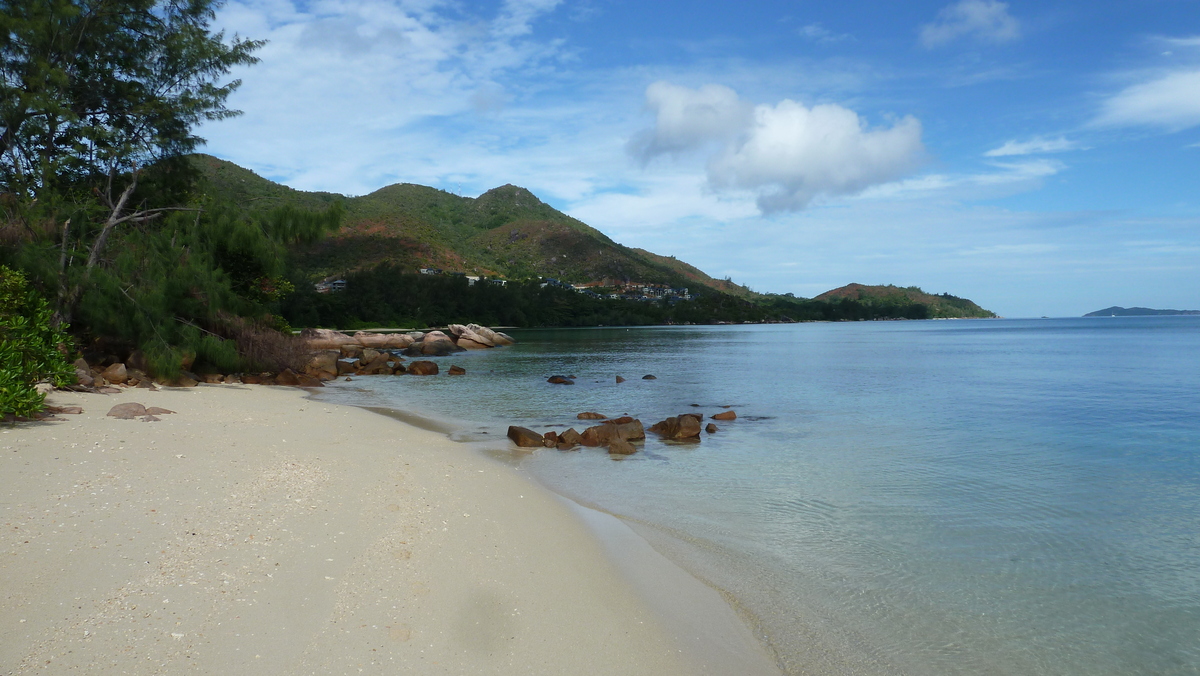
left=608, top=439, right=638, bottom=455
left=507, top=426, right=545, bottom=448
left=577, top=411, right=607, bottom=420
left=557, top=428, right=582, bottom=450
left=642, top=374, right=656, bottom=380
left=648, top=415, right=702, bottom=440
left=448, top=365, right=466, bottom=375
left=615, top=376, right=625, bottom=383
left=604, top=416, right=636, bottom=425
left=712, top=410, right=737, bottom=421
left=706, top=423, right=718, bottom=434
left=407, top=361, right=439, bottom=376
left=580, top=420, right=645, bottom=446
left=542, top=431, right=559, bottom=447
left=107, top=402, right=147, bottom=419
left=547, top=375, right=573, bottom=385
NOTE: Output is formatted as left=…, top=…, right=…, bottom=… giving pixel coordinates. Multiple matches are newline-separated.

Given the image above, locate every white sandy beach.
left=1, top=384, right=778, bottom=675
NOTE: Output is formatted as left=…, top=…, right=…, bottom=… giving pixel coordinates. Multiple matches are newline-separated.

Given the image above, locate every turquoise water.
left=314, top=318, right=1200, bottom=675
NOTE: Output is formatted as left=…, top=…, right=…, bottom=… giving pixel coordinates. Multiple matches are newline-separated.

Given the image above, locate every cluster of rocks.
left=302, top=324, right=514, bottom=356
left=547, top=374, right=657, bottom=385
left=506, top=408, right=737, bottom=456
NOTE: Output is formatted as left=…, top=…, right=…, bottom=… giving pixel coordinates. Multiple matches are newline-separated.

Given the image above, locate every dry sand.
left=1, top=385, right=779, bottom=675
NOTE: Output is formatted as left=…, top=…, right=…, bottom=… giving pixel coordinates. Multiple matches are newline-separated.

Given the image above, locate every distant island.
left=1084, top=306, right=1200, bottom=317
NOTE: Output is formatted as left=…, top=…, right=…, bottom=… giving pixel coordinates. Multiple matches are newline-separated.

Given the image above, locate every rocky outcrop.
left=608, top=439, right=637, bottom=455
left=301, top=328, right=358, bottom=349
left=305, top=350, right=340, bottom=381
left=557, top=428, right=582, bottom=450
left=507, top=426, right=544, bottom=448
left=407, top=360, right=439, bottom=376
left=648, top=415, right=701, bottom=440
left=712, top=410, right=737, bottom=421
left=101, top=363, right=128, bottom=385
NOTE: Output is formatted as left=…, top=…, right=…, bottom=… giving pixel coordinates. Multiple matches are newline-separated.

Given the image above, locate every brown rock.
left=241, top=374, right=263, bottom=385
left=306, top=350, right=340, bottom=379
left=339, top=344, right=363, bottom=359
left=681, top=413, right=702, bottom=422
left=615, top=376, right=625, bottom=383
left=507, top=426, right=545, bottom=448
left=146, top=407, right=175, bottom=415
left=358, top=354, right=393, bottom=375
left=706, top=423, right=718, bottom=434
left=557, top=428, right=582, bottom=449
left=604, top=416, right=636, bottom=425
left=407, top=360, right=439, bottom=376
left=98, top=386, right=122, bottom=394
left=448, top=365, right=466, bottom=375
left=456, top=338, right=489, bottom=350
left=275, top=369, right=301, bottom=386
left=542, top=431, right=558, bottom=447
left=107, top=402, right=147, bottom=419
left=648, top=415, right=701, bottom=440
left=336, top=360, right=356, bottom=375
left=392, top=364, right=407, bottom=375
left=580, top=420, right=645, bottom=446
left=202, top=373, right=224, bottom=384
left=296, top=374, right=325, bottom=387
left=642, top=374, right=657, bottom=380
left=712, top=410, right=737, bottom=421
left=173, top=375, right=198, bottom=388
left=419, top=331, right=460, bottom=356
left=547, top=375, right=573, bottom=385
left=353, top=331, right=393, bottom=348
left=492, top=332, right=516, bottom=346
left=302, top=328, right=357, bottom=350
left=223, top=374, right=241, bottom=385
left=577, top=411, right=607, bottom=420
left=101, top=362, right=129, bottom=385
left=361, top=348, right=382, bottom=363
left=608, top=438, right=638, bottom=456
left=136, top=379, right=158, bottom=389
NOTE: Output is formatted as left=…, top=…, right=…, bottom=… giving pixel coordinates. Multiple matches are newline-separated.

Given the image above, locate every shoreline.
left=1, top=384, right=778, bottom=675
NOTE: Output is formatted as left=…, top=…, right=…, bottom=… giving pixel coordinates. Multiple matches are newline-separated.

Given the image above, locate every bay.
left=314, top=317, right=1200, bottom=675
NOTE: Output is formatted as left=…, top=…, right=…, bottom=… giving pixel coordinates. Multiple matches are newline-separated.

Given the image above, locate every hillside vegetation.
left=193, top=155, right=754, bottom=295
left=815, top=284, right=996, bottom=319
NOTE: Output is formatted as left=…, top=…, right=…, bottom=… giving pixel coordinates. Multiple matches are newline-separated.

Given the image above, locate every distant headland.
left=1084, top=306, right=1200, bottom=317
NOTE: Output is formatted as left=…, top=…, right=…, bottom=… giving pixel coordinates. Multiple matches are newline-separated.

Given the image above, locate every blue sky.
left=202, top=0, right=1200, bottom=317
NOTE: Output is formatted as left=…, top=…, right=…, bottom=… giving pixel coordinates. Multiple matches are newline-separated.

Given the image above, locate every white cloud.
left=1094, top=69, right=1200, bottom=131
left=798, top=23, right=850, bottom=44
left=629, top=82, right=925, bottom=213
left=984, top=136, right=1081, bottom=157
left=919, top=0, right=1020, bottom=49
left=626, top=82, right=751, bottom=161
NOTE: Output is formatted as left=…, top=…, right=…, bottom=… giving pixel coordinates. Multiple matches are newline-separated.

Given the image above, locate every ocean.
left=312, top=317, right=1200, bottom=675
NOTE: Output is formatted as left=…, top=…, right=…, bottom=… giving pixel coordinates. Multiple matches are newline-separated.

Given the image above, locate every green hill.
left=815, top=284, right=996, bottom=318
left=192, top=155, right=751, bottom=294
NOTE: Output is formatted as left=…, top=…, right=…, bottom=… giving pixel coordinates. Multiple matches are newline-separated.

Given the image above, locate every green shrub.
left=0, top=266, right=74, bottom=417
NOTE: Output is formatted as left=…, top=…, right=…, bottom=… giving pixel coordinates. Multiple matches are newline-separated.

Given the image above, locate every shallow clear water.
left=314, top=318, right=1200, bottom=675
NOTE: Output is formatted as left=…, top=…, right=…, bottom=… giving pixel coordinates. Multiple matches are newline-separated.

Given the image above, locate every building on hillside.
left=418, top=267, right=442, bottom=275
left=314, top=279, right=347, bottom=294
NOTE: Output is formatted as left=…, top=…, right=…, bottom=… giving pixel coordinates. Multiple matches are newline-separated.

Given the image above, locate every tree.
left=0, top=0, right=263, bottom=323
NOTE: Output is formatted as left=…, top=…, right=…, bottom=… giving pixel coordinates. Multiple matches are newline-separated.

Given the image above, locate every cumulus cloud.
left=626, top=82, right=752, bottom=161
left=1094, top=69, right=1200, bottom=131
left=984, top=136, right=1081, bottom=157
left=919, top=0, right=1020, bottom=49
left=630, top=82, right=924, bottom=213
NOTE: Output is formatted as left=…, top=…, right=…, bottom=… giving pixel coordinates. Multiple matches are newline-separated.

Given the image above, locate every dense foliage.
left=0, top=265, right=72, bottom=416
left=279, top=265, right=990, bottom=330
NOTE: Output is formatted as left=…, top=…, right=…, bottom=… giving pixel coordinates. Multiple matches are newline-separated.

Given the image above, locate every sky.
left=200, top=0, right=1200, bottom=317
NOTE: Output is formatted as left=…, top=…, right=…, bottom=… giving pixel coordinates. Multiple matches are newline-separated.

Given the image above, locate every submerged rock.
left=407, top=360, right=439, bottom=376
left=649, top=415, right=701, bottom=440
left=577, top=411, right=607, bottom=420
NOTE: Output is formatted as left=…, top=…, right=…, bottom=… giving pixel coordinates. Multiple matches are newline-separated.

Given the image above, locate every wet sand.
left=1, top=385, right=778, bottom=675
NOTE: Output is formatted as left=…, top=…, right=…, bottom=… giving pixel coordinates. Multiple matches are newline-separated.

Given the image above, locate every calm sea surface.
left=314, top=318, right=1200, bottom=675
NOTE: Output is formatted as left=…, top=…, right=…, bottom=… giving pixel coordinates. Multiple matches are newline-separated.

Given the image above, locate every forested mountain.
left=194, top=155, right=753, bottom=295
left=815, top=284, right=996, bottom=319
